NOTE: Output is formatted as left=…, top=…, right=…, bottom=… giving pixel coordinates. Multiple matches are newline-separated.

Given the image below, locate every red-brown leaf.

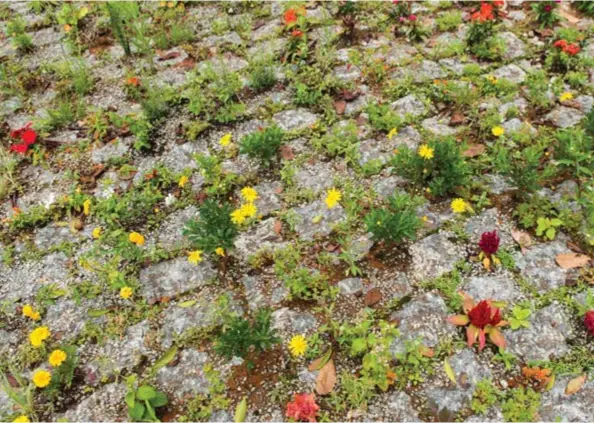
left=565, top=374, right=586, bottom=395
left=315, top=359, right=336, bottom=395
left=463, top=144, right=486, bottom=157
left=334, top=100, right=346, bottom=115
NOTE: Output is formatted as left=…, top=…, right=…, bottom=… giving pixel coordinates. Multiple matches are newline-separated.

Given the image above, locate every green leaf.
left=350, top=338, right=367, bottom=355
left=136, top=385, right=157, bottom=401
left=178, top=300, right=197, bottom=308
left=546, top=227, right=556, bottom=240
left=444, top=358, right=457, bottom=385
left=151, top=345, right=178, bottom=373
left=125, top=391, right=136, bottom=408
left=149, top=391, right=168, bottom=408
left=88, top=309, right=109, bottom=317
left=234, top=397, right=248, bottom=422
left=129, top=402, right=145, bottom=421
left=551, top=218, right=563, bottom=227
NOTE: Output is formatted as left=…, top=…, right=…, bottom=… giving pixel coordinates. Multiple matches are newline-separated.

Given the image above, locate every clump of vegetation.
left=364, top=193, right=423, bottom=245
left=239, top=126, right=284, bottom=165
left=183, top=199, right=238, bottom=255
left=125, top=378, right=169, bottom=422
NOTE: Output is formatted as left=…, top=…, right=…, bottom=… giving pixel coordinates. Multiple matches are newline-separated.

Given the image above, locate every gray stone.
left=391, top=95, right=426, bottom=119
left=333, top=64, right=361, bottom=81
left=483, top=174, right=516, bottom=195
left=33, top=223, right=84, bottom=249
left=394, top=60, right=446, bottom=83
left=338, top=277, right=364, bottom=295
left=366, top=391, right=418, bottom=421
left=502, top=118, right=536, bottom=134
left=150, top=206, right=197, bottom=251
left=273, top=109, right=318, bottom=131
left=514, top=241, right=572, bottom=293
left=91, top=138, right=131, bottom=164
left=422, top=117, right=457, bottom=137
left=500, top=32, right=526, bottom=60
left=492, top=64, right=526, bottom=84
left=242, top=275, right=286, bottom=311
left=372, top=176, right=408, bottom=199
left=138, top=257, right=216, bottom=302
left=272, top=307, right=318, bottom=334
left=63, top=383, right=127, bottom=422
left=539, top=376, right=594, bottom=422
left=45, top=299, right=103, bottom=342
left=410, top=232, right=464, bottom=281
left=546, top=106, right=585, bottom=128
left=233, top=218, right=286, bottom=260
left=505, top=303, right=572, bottom=361
left=156, top=349, right=210, bottom=399
left=295, top=161, right=335, bottom=194
left=293, top=201, right=347, bottom=241
left=575, top=95, right=593, bottom=113
left=461, top=275, right=522, bottom=304
left=382, top=44, right=417, bottom=66
left=390, top=292, right=456, bottom=354
left=463, top=208, right=514, bottom=248
left=252, top=20, right=280, bottom=41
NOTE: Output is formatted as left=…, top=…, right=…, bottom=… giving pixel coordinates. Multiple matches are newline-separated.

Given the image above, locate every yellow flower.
left=451, top=198, right=469, bottom=214
left=240, top=187, right=258, bottom=203
left=387, top=128, right=398, bottom=140
left=230, top=209, right=246, bottom=224
left=219, top=133, right=232, bottom=146
left=159, top=1, right=166, bottom=6
left=129, top=232, right=145, bottom=246
left=178, top=175, right=189, bottom=188
left=188, top=250, right=203, bottom=265
left=13, top=415, right=29, bottom=422
left=491, top=126, right=505, bottom=137
left=120, top=286, right=133, bottom=299
left=240, top=202, right=257, bottom=218
left=48, top=349, right=67, bottom=367
left=92, top=227, right=102, bottom=239
left=288, top=335, right=308, bottom=357
left=83, top=199, right=91, bottom=216
left=167, top=1, right=174, bottom=7
left=325, top=188, right=342, bottom=209
left=559, top=92, right=573, bottom=102
left=418, top=144, right=434, bottom=160
left=22, top=305, right=40, bottom=321
left=215, top=247, right=225, bottom=257
left=32, top=370, right=51, bottom=388
left=63, top=24, right=72, bottom=33
left=29, top=326, right=50, bottom=348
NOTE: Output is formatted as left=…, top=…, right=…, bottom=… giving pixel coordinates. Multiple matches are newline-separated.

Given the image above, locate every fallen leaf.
left=463, top=144, right=486, bottom=157
left=273, top=220, right=282, bottom=235
left=151, top=345, right=178, bottom=373
left=444, top=358, right=457, bottom=385
left=511, top=229, right=532, bottom=254
left=334, top=100, right=346, bottom=115
left=565, top=374, right=586, bottom=395
left=158, top=51, right=181, bottom=61
left=558, top=4, right=580, bottom=24
left=341, top=89, right=360, bottom=101
left=450, top=111, right=465, bottom=125
left=234, top=397, right=248, bottom=423
left=419, top=345, right=434, bottom=358
left=364, top=288, right=382, bottom=307
left=280, top=145, right=295, bottom=160
left=315, top=359, right=336, bottom=395
left=555, top=253, right=590, bottom=269
left=308, top=348, right=333, bottom=371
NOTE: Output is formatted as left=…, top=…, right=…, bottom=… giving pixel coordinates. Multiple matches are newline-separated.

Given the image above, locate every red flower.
left=544, top=5, right=552, bottom=11
left=585, top=310, right=594, bottom=336
left=291, top=29, right=303, bottom=37
left=21, top=129, right=37, bottom=145
left=286, top=393, right=319, bottom=422
left=468, top=300, right=502, bottom=329
left=471, top=2, right=495, bottom=22
left=284, top=9, right=297, bottom=25
left=554, top=39, right=568, bottom=49
left=493, top=0, right=505, bottom=6
left=8, top=122, right=37, bottom=155
left=564, top=43, right=580, bottom=55
left=478, top=230, right=500, bottom=257
left=408, top=14, right=417, bottom=21
left=10, top=144, right=29, bottom=154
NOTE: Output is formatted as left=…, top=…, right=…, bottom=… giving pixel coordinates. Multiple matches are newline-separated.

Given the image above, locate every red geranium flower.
left=471, top=2, right=495, bottom=22
left=291, top=29, right=303, bottom=37
left=554, top=39, right=568, bottom=49
left=286, top=393, right=319, bottom=422
left=468, top=300, right=502, bottom=329
left=564, top=43, right=580, bottom=55
left=9, top=144, right=29, bottom=154
left=284, top=8, right=297, bottom=26
left=408, top=14, right=417, bottom=21
left=585, top=310, right=594, bottom=336
left=479, top=230, right=500, bottom=257
left=21, top=129, right=37, bottom=145
left=493, top=0, right=505, bottom=6
left=9, top=122, right=38, bottom=155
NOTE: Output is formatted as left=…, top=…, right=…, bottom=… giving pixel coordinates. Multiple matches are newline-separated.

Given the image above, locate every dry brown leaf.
left=334, top=100, right=346, bottom=115
left=555, top=253, right=591, bottom=269
left=463, top=144, right=486, bottom=157
left=273, top=220, right=282, bottom=235
left=158, top=51, right=181, bottom=61
left=315, top=359, right=336, bottom=395
left=565, top=374, right=586, bottom=395
left=450, top=111, right=465, bottom=126
left=558, top=4, right=580, bottom=24
left=511, top=229, right=532, bottom=254
left=280, top=145, right=295, bottom=160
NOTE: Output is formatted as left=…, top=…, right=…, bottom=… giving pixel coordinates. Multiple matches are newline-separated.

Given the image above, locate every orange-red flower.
left=9, top=122, right=37, bottom=155
left=291, top=29, right=303, bottom=37
left=286, top=393, right=319, bottom=422
left=471, top=2, right=495, bottom=22
left=448, top=294, right=508, bottom=352
left=284, top=9, right=297, bottom=25
left=564, top=43, right=581, bottom=55
left=126, top=76, right=140, bottom=86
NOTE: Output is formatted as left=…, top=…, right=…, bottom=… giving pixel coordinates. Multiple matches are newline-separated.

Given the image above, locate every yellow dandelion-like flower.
left=22, top=305, right=40, bottom=321
left=119, top=286, right=133, bottom=300
left=63, top=24, right=72, bottom=33
left=178, top=175, right=189, bottom=188
left=129, top=232, right=145, bottom=246
left=451, top=198, right=469, bottom=214
left=387, top=128, right=398, bottom=140
left=215, top=247, right=225, bottom=257
left=418, top=144, right=434, bottom=160
left=240, top=187, right=258, bottom=203
left=48, top=349, right=67, bottom=367
left=188, top=250, right=203, bottom=265
left=13, top=415, right=29, bottom=422
left=325, top=188, right=342, bottom=209
left=230, top=208, right=246, bottom=225
left=240, top=202, right=257, bottom=218
left=32, top=370, right=51, bottom=388
left=559, top=92, right=573, bottom=102
left=29, top=326, right=50, bottom=348
left=219, top=133, right=232, bottom=146
left=491, top=126, right=505, bottom=137
left=288, top=335, right=308, bottom=357
left=92, top=227, right=102, bottom=239
left=83, top=199, right=91, bottom=216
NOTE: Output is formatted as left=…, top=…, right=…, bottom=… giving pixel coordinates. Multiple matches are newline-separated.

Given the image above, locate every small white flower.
left=165, top=193, right=176, bottom=207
